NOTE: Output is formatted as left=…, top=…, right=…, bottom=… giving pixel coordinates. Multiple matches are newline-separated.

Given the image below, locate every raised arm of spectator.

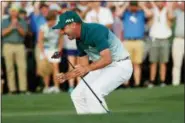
left=2, top=24, right=13, bottom=37
left=81, top=3, right=92, bottom=20
left=116, top=2, right=129, bottom=17
left=82, top=8, right=91, bottom=19
left=58, top=34, right=64, bottom=52
left=105, top=8, right=114, bottom=29
left=17, top=20, right=28, bottom=37
left=38, top=30, right=46, bottom=58
left=138, top=2, right=153, bottom=18
left=33, top=1, right=40, bottom=15
left=150, top=1, right=156, bottom=8
left=167, top=2, right=175, bottom=20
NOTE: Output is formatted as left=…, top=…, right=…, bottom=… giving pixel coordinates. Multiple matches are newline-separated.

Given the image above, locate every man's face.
left=156, top=2, right=165, bottom=9
left=49, top=20, right=57, bottom=27
left=21, top=2, right=27, bottom=7
left=130, top=5, right=138, bottom=12
left=91, top=2, right=101, bottom=9
left=61, top=23, right=76, bottom=40
left=145, top=2, right=153, bottom=9
left=10, top=10, right=18, bottom=18
left=41, top=7, right=49, bottom=17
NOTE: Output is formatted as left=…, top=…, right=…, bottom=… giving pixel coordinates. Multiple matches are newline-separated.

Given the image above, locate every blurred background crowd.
left=1, top=1, right=184, bottom=95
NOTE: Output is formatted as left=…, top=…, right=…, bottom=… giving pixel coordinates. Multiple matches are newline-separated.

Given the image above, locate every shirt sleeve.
left=76, top=41, right=87, bottom=57
left=141, top=10, right=146, bottom=20
left=92, top=26, right=109, bottom=52
left=2, top=19, right=8, bottom=29
left=121, top=11, right=127, bottom=20
left=40, top=24, right=45, bottom=32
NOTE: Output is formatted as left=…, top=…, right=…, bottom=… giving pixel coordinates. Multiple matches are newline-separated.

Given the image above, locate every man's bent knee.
left=70, top=88, right=84, bottom=101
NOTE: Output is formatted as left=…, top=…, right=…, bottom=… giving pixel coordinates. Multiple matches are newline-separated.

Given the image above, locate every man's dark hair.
left=110, top=6, right=116, bottom=13
left=46, top=10, right=57, bottom=21
left=72, top=8, right=81, bottom=13
left=19, top=9, right=27, bottom=15
left=39, top=3, right=49, bottom=9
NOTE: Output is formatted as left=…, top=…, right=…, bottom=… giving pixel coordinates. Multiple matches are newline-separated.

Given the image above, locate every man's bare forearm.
left=58, top=35, right=63, bottom=51
left=2, top=26, right=12, bottom=36
left=116, top=2, right=129, bottom=17
left=141, top=5, right=153, bottom=18
left=167, top=8, right=174, bottom=20
left=64, top=69, right=79, bottom=80
left=87, top=57, right=111, bottom=72
left=87, top=49, right=112, bottom=71
left=63, top=49, right=112, bottom=80
left=64, top=57, right=111, bottom=80
left=17, top=25, right=26, bottom=36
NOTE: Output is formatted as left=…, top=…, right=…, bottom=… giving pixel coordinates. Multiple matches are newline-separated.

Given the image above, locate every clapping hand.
left=11, top=18, right=18, bottom=29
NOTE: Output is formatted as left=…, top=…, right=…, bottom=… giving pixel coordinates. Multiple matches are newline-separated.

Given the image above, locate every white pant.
left=172, top=37, right=184, bottom=86
left=70, top=59, right=133, bottom=114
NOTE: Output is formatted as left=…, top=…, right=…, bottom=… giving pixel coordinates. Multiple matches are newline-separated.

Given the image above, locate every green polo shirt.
left=2, top=17, right=28, bottom=44
left=76, top=23, right=129, bottom=61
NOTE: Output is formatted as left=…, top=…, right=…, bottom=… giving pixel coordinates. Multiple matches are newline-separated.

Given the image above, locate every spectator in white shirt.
left=37, top=10, right=63, bottom=94
left=148, top=2, right=174, bottom=88
left=85, top=2, right=114, bottom=29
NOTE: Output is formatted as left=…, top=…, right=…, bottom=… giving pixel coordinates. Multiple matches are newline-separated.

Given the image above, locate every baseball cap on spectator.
left=61, top=3, right=68, bottom=8
left=52, top=11, right=82, bottom=29
left=72, top=8, right=81, bottom=14
left=19, top=9, right=27, bottom=19
left=9, top=4, right=19, bottom=12
left=49, top=3, right=61, bottom=11
left=19, top=9, right=27, bottom=14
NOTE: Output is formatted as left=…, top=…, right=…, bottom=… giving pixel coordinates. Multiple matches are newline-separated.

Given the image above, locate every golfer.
left=53, top=11, right=133, bottom=114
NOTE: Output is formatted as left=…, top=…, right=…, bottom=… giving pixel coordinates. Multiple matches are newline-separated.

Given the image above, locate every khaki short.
left=35, top=45, right=53, bottom=77
left=37, top=59, right=53, bottom=77
left=123, top=40, right=144, bottom=64
left=149, top=39, right=170, bottom=63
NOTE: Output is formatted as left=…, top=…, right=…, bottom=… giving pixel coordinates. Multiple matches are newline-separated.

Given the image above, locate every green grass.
left=2, top=85, right=184, bottom=123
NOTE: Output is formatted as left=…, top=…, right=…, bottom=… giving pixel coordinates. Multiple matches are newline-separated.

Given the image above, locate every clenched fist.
left=55, top=73, right=66, bottom=83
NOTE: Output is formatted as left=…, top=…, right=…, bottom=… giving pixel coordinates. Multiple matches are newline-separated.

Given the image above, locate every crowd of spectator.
left=1, top=1, right=184, bottom=95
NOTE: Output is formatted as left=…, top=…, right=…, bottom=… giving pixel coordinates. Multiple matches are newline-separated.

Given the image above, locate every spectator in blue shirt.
left=29, top=2, right=49, bottom=87
left=117, top=1, right=152, bottom=87
left=29, top=2, right=49, bottom=45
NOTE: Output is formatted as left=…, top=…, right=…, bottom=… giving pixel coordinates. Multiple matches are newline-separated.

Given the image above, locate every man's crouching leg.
left=70, top=83, right=90, bottom=114
left=85, top=86, right=109, bottom=114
